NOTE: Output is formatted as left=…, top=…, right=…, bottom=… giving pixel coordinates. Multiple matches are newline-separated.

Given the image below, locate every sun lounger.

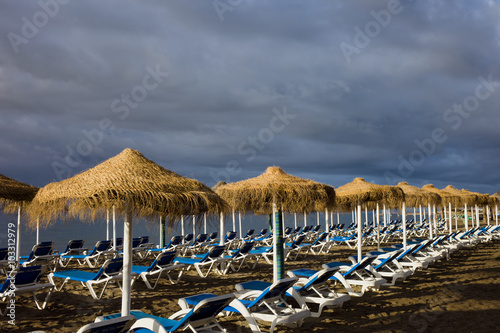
left=59, top=240, right=113, bottom=268
left=131, top=251, right=185, bottom=289
left=287, top=266, right=350, bottom=317
left=20, top=242, right=59, bottom=272
left=1, top=265, right=54, bottom=314
left=217, top=241, right=256, bottom=274
left=173, top=245, right=226, bottom=278
left=178, top=277, right=310, bottom=333
left=58, top=240, right=87, bottom=256
left=48, top=257, right=123, bottom=299
left=98, top=293, right=235, bottom=332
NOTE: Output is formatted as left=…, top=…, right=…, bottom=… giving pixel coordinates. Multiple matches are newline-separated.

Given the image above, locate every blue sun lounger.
left=48, top=257, right=123, bottom=299
left=0, top=265, right=54, bottom=314
left=98, top=294, right=235, bottom=333
left=131, top=251, right=186, bottom=289
left=178, top=277, right=310, bottom=333
left=59, top=240, right=113, bottom=268
left=174, top=245, right=226, bottom=278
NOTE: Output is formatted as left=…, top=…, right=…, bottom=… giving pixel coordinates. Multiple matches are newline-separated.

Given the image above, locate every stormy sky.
left=1, top=0, right=499, bottom=194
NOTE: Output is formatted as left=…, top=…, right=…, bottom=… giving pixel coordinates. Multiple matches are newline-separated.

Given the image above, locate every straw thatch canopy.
left=461, top=189, right=489, bottom=206
left=0, top=173, right=39, bottom=211
left=28, top=148, right=227, bottom=227
left=440, top=185, right=477, bottom=207
left=421, top=184, right=457, bottom=207
left=491, top=191, right=500, bottom=206
left=335, top=177, right=404, bottom=211
left=211, top=181, right=227, bottom=192
left=397, top=182, right=441, bottom=207
left=215, top=166, right=336, bottom=214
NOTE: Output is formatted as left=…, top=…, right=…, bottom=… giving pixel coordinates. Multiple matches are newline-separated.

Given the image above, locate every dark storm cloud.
left=0, top=0, right=499, bottom=195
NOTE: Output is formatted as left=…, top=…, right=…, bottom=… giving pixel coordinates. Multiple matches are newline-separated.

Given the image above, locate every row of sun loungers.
left=3, top=223, right=500, bottom=332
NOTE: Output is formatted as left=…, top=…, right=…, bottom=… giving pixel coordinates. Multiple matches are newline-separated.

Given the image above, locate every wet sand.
left=2, top=239, right=500, bottom=333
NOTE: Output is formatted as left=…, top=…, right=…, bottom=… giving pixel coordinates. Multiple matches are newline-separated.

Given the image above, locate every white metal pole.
left=121, top=202, right=133, bottom=316
left=219, top=213, right=225, bottom=246
left=376, top=203, right=380, bottom=250
left=113, top=205, right=117, bottom=250
left=486, top=206, right=490, bottom=225
left=475, top=205, right=479, bottom=228
left=428, top=204, right=433, bottom=239
left=464, top=203, right=468, bottom=231
left=325, top=208, right=329, bottom=241
left=449, top=202, right=452, bottom=233
left=357, top=203, right=362, bottom=263
left=402, top=202, right=407, bottom=251
left=294, top=213, right=297, bottom=229
left=317, top=211, right=320, bottom=226
left=471, top=206, right=474, bottom=228
left=419, top=205, right=423, bottom=225
left=232, top=209, right=236, bottom=232
left=36, top=218, right=40, bottom=245
left=204, top=213, right=207, bottom=234
left=495, top=204, right=498, bottom=226
left=16, top=204, right=21, bottom=262
left=304, top=212, right=307, bottom=227
left=106, top=209, right=110, bottom=240
left=192, top=215, right=196, bottom=238
left=433, top=205, right=437, bottom=234
left=364, top=207, right=368, bottom=228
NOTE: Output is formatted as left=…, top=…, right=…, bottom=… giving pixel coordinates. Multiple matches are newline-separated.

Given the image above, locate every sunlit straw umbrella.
left=336, top=178, right=404, bottom=259
left=215, top=166, right=335, bottom=282
left=0, top=174, right=39, bottom=262
left=27, top=148, right=226, bottom=316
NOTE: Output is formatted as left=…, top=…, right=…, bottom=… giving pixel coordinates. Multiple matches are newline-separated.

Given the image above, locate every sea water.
left=0, top=211, right=361, bottom=256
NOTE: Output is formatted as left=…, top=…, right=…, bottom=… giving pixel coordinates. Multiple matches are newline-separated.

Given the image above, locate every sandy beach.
left=2, top=239, right=499, bottom=333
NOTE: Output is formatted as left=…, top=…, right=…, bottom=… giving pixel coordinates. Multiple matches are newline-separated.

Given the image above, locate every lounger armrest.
left=234, top=289, right=264, bottom=300
left=168, top=308, right=191, bottom=320
left=131, top=317, right=169, bottom=333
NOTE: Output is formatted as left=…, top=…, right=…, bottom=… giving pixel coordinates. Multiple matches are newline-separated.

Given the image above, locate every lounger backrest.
left=76, top=315, right=136, bottom=333
left=96, top=258, right=123, bottom=279
left=173, top=294, right=234, bottom=330
left=9, top=265, right=44, bottom=288
left=66, top=240, right=85, bottom=252
left=184, top=234, right=194, bottom=243
left=239, top=241, right=255, bottom=255
left=302, top=267, right=338, bottom=291
left=259, top=229, right=268, bottom=236
left=139, top=236, right=150, bottom=245
left=224, top=231, right=237, bottom=242
left=196, top=234, right=209, bottom=244
left=249, top=277, right=297, bottom=307
left=95, top=240, right=112, bottom=253
left=207, top=245, right=226, bottom=259
left=290, top=235, right=306, bottom=247
left=315, top=232, right=328, bottom=244
left=132, top=238, right=141, bottom=248
left=114, top=238, right=123, bottom=247
left=208, top=232, right=218, bottom=241
left=156, top=250, right=177, bottom=268
left=169, top=235, right=183, bottom=247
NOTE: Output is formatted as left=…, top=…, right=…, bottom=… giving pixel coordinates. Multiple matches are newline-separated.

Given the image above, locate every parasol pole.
left=496, top=204, right=498, bottom=226
left=464, top=203, right=468, bottom=231
left=486, top=206, right=490, bottom=225
left=239, top=212, right=242, bottom=238
left=428, top=204, right=433, bottom=239
left=402, top=202, right=407, bottom=251
left=232, top=209, right=236, bottom=233
left=112, top=205, right=117, bottom=250
left=325, top=208, right=329, bottom=241
left=106, top=209, right=110, bottom=240
left=16, top=204, right=21, bottom=262
left=36, top=218, right=40, bottom=245
left=419, top=205, right=423, bottom=225
left=294, top=213, right=297, bottom=229
left=449, top=202, right=452, bottom=233
left=192, top=215, right=196, bottom=239
left=454, top=207, right=458, bottom=230
left=316, top=211, right=320, bottom=226
left=357, top=202, right=362, bottom=263
left=121, top=200, right=133, bottom=316
left=365, top=207, right=368, bottom=228
left=219, top=212, right=225, bottom=246
left=475, top=205, right=479, bottom=228
left=376, top=203, right=380, bottom=250
left=204, top=213, right=207, bottom=234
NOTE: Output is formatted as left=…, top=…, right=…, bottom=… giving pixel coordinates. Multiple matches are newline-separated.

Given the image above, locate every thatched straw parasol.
left=28, top=148, right=226, bottom=316
left=335, top=178, right=404, bottom=212
left=0, top=173, right=39, bottom=262
left=422, top=184, right=461, bottom=232
left=0, top=173, right=39, bottom=209
left=215, top=166, right=336, bottom=214
left=492, top=192, right=500, bottom=226
left=397, top=182, right=441, bottom=208
left=336, top=178, right=405, bottom=257
left=215, top=166, right=336, bottom=282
